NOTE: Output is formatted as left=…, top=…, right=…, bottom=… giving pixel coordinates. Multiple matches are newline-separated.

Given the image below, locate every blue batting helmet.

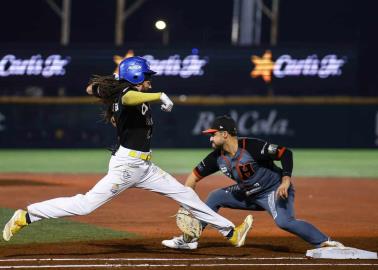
left=118, top=56, right=156, bottom=84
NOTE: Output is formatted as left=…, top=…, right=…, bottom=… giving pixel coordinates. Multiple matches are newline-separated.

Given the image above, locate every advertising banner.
left=0, top=104, right=376, bottom=148
left=0, top=46, right=358, bottom=96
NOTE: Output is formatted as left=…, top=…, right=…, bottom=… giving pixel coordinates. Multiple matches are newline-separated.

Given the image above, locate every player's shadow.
left=199, top=241, right=292, bottom=253
left=5, top=240, right=252, bottom=257
left=5, top=244, right=176, bottom=257
left=87, top=242, right=252, bottom=257
left=245, top=243, right=292, bottom=253
left=3, top=237, right=305, bottom=257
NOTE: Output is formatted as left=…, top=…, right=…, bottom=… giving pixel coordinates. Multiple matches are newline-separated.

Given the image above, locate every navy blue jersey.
left=193, top=138, right=293, bottom=196
left=112, top=88, right=153, bottom=152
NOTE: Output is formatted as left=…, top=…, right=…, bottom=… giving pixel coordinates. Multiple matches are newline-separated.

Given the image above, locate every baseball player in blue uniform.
left=162, top=115, right=344, bottom=250
left=3, top=58, right=253, bottom=247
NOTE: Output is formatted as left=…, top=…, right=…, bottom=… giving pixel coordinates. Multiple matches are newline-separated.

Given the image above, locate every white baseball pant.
left=27, top=146, right=235, bottom=236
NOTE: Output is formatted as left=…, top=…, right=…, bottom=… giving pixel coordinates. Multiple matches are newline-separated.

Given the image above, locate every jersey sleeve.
left=122, top=90, right=161, bottom=106
left=193, top=150, right=220, bottom=179
left=246, top=138, right=293, bottom=177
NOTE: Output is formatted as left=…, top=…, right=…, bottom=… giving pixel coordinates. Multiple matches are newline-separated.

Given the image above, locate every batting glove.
left=160, top=92, right=174, bottom=112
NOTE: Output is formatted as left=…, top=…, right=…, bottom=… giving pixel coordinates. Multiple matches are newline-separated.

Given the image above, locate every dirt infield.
left=0, top=173, right=377, bottom=269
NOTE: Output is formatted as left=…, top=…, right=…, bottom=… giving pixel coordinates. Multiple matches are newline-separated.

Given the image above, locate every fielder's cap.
left=202, top=115, right=237, bottom=135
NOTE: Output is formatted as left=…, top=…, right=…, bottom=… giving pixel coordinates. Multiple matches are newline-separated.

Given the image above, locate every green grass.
left=293, top=149, right=378, bottom=178
left=0, top=208, right=136, bottom=245
left=0, top=149, right=377, bottom=177
left=0, top=149, right=110, bottom=173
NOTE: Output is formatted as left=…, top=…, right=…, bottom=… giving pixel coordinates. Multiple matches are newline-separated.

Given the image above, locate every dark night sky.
left=0, top=0, right=373, bottom=45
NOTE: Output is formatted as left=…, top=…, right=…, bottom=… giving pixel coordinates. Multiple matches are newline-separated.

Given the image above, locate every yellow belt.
left=128, top=150, right=151, bottom=161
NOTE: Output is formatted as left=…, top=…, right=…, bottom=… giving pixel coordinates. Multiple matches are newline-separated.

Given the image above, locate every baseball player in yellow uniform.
left=3, top=57, right=252, bottom=247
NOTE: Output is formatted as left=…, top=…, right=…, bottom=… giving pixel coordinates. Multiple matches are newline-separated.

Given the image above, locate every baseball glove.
left=175, top=207, right=202, bottom=239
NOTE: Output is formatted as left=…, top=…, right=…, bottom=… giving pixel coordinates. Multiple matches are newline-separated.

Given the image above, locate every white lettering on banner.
left=192, top=112, right=215, bottom=134
left=0, top=54, right=70, bottom=78
left=192, top=110, right=293, bottom=136
left=143, top=54, right=207, bottom=78
left=273, top=54, right=346, bottom=79
left=238, top=110, right=291, bottom=136
left=0, top=113, right=5, bottom=131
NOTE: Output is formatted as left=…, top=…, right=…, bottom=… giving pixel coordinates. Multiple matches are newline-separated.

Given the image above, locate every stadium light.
left=154, top=20, right=169, bottom=46
left=155, top=20, right=167, bottom=30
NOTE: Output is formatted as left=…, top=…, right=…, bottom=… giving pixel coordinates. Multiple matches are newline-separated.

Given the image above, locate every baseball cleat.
left=162, top=235, right=198, bottom=250
left=229, top=214, right=253, bottom=247
left=320, top=240, right=344, bottom=248
left=3, top=209, right=28, bottom=241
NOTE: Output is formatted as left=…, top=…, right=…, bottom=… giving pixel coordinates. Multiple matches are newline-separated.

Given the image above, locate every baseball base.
left=306, top=247, right=378, bottom=259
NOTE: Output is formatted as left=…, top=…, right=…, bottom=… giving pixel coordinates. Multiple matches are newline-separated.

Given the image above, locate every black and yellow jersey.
left=112, top=87, right=154, bottom=152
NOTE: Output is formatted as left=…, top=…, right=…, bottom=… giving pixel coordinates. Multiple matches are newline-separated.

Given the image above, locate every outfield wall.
left=0, top=100, right=377, bottom=148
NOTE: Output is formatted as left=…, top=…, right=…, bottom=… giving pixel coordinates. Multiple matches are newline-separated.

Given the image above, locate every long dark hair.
left=89, top=75, right=131, bottom=123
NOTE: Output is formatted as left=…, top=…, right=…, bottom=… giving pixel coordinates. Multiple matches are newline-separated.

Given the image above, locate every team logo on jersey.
left=238, top=163, right=254, bottom=180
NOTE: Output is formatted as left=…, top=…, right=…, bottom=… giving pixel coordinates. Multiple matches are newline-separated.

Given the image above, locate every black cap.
left=202, top=115, right=237, bottom=135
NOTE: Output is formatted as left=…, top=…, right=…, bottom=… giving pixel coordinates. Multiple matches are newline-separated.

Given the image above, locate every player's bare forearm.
left=277, top=176, right=291, bottom=199
left=185, top=172, right=201, bottom=190
left=281, top=175, right=291, bottom=185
